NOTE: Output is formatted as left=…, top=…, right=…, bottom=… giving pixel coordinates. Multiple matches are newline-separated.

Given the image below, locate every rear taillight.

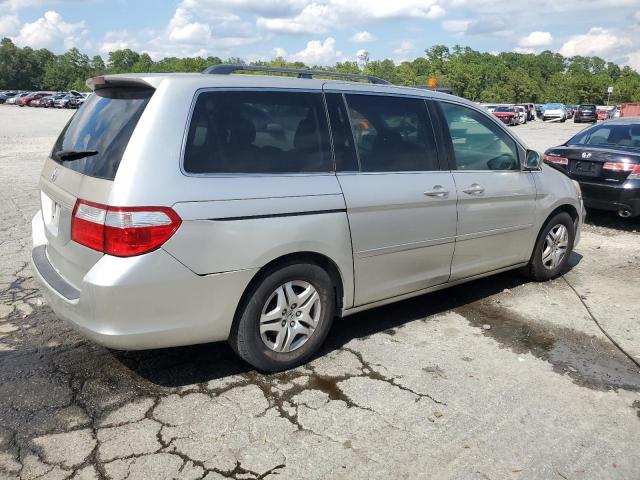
left=629, top=165, right=640, bottom=180
left=603, top=162, right=635, bottom=172
left=71, top=200, right=181, bottom=257
left=543, top=154, right=569, bottom=166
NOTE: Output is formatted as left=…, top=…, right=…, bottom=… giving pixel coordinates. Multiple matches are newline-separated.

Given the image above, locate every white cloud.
left=627, top=50, right=640, bottom=71
left=13, top=10, right=86, bottom=50
left=168, top=7, right=212, bottom=44
left=519, top=31, right=552, bottom=48
left=256, top=0, right=445, bottom=35
left=0, top=14, right=20, bottom=36
left=274, top=37, right=351, bottom=65
left=351, top=31, right=375, bottom=43
left=393, top=40, right=413, bottom=57
left=442, top=19, right=469, bottom=33
left=513, top=47, right=535, bottom=54
left=289, top=37, right=339, bottom=64
left=178, top=0, right=308, bottom=16
left=0, top=0, right=48, bottom=12
left=559, top=27, right=631, bottom=57
left=257, top=3, right=333, bottom=34
left=272, top=46, right=287, bottom=57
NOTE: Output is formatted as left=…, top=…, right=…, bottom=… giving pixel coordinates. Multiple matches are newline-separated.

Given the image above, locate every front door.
left=437, top=101, right=537, bottom=280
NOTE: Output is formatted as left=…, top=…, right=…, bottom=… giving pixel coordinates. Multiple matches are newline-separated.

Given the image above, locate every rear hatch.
left=39, top=85, right=154, bottom=289
left=578, top=105, right=596, bottom=118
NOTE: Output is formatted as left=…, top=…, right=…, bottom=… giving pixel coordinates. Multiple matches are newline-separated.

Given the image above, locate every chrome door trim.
left=455, top=224, right=533, bottom=242
left=356, top=235, right=456, bottom=258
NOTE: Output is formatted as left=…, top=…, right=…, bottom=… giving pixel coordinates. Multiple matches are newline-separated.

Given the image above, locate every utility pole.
left=607, top=86, right=613, bottom=105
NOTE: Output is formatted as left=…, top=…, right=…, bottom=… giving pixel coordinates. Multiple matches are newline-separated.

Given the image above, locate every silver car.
left=31, top=66, right=583, bottom=371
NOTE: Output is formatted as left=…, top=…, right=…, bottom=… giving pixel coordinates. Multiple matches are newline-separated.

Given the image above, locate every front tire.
left=229, top=263, right=336, bottom=372
left=522, top=212, right=575, bottom=281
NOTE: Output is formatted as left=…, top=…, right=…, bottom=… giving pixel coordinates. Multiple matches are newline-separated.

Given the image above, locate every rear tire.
left=521, top=212, right=575, bottom=281
left=229, top=263, right=336, bottom=372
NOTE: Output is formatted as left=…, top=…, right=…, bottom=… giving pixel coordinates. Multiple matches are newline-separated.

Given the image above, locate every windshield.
left=544, top=104, right=563, bottom=109
left=50, top=87, right=153, bottom=180
left=568, top=124, right=640, bottom=149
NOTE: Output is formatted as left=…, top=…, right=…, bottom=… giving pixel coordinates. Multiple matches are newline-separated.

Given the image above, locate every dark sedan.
left=544, top=118, right=640, bottom=218
left=574, top=104, right=597, bottom=123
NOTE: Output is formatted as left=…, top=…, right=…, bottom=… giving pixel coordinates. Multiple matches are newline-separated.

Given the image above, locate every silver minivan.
left=31, top=66, right=583, bottom=371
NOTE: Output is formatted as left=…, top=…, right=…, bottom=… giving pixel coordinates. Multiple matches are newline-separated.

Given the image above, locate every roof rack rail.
left=202, top=64, right=390, bottom=85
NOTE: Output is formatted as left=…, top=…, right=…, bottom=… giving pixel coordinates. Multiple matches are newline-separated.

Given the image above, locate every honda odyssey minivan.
left=31, top=65, right=583, bottom=371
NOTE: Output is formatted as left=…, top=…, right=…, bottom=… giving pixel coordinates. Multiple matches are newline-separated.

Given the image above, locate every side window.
left=344, top=94, right=438, bottom=172
left=324, top=93, right=359, bottom=171
left=440, top=102, right=519, bottom=171
left=184, top=91, right=331, bottom=174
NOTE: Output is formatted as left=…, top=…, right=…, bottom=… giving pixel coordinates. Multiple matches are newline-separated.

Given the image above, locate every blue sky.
left=1, top=0, right=639, bottom=70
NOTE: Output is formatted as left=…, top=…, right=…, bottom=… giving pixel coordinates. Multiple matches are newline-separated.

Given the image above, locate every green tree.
left=107, top=49, right=141, bottom=73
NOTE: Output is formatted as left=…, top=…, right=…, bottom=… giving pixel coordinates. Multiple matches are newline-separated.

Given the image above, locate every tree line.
left=1, top=37, right=639, bottom=104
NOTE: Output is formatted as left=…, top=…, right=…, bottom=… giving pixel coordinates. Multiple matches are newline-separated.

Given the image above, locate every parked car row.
left=0, top=90, right=90, bottom=108
left=480, top=103, right=536, bottom=126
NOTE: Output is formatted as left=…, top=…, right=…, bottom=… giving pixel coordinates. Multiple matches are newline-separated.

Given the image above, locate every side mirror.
left=524, top=150, right=541, bottom=170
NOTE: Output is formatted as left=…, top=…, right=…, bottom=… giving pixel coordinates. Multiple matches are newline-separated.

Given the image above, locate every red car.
left=16, top=92, right=52, bottom=107
left=492, top=105, right=519, bottom=126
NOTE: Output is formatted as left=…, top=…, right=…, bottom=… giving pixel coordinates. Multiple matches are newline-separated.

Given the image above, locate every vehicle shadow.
left=115, top=252, right=583, bottom=388
left=585, top=209, right=640, bottom=232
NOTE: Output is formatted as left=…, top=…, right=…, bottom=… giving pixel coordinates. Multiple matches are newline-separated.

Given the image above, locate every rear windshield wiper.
left=54, top=149, right=98, bottom=162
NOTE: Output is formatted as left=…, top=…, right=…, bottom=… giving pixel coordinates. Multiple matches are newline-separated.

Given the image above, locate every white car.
left=6, top=93, right=28, bottom=105
left=514, top=105, right=527, bottom=124
left=542, top=104, right=567, bottom=122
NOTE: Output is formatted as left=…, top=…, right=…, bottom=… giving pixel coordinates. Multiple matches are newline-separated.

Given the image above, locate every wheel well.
left=549, top=204, right=579, bottom=226
left=529, top=204, right=579, bottom=262
left=232, top=252, right=345, bottom=330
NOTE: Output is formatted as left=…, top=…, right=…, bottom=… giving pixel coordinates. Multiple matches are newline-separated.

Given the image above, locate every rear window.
left=579, top=104, right=596, bottom=110
left=568, top=124, right=640, bottom=148
left=183, top=91, right=331, bottom=174
left=51, top=87, right=153, bottom=180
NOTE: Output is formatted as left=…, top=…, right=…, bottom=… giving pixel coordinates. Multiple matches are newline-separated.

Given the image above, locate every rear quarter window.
left=183, top=90, right=331, bottom=174
left=51, top=87, right=153, bottom=180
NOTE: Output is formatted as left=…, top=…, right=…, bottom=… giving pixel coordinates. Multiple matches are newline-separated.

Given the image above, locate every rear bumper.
left=495, top=116, right=514, bottom=125
left=575, top=115, right=596, bottom=122
left=31, top=212, right=257, bottom=350
left=579, top=180, right=640, bottom=215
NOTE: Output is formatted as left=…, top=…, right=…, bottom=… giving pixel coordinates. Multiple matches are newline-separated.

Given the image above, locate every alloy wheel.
left=259, top=280, right=321, bottom=353
left=542, top=224, right=569, bottom=270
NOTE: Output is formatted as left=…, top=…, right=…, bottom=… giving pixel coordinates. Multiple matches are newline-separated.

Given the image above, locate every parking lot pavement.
left=0, top=106, right=639, bottom=480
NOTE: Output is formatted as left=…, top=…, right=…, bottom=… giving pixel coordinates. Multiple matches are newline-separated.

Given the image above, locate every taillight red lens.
left=71, top=200, right=181, bottom=257
left=543, top=155, right=569, bottom=166
left=603, top=162, right=635, bottom=171
left=629, top=165, right=640, bottom=179
left=71, top=201, right=106, bottom=251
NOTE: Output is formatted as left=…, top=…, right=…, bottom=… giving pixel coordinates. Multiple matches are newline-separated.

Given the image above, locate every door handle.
left=424, top=185, right=449, bottom=198
left=462, top=183, right=485, bottom=195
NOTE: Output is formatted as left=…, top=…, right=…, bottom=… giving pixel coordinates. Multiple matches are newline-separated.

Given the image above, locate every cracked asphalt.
left=1, top=107, right=639, bottom=480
